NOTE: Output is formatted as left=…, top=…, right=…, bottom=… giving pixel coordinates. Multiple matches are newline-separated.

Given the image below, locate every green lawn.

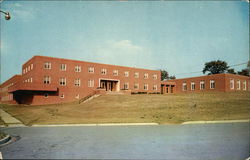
left=0, top=92, right=249, bottom=125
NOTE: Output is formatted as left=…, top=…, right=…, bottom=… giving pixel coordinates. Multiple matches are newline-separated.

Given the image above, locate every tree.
left=227, top=68, right=236, bottom=74
left=202, top=60, right=229, bottom=75
left=169, top=75, right=176, bottom=79
left=237, top=68, right=250, bottom=76
left=160, top=70, right=169, bottom=80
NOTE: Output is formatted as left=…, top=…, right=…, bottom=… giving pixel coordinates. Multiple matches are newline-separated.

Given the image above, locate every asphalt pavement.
left=0, top=122, right=249, bottom=159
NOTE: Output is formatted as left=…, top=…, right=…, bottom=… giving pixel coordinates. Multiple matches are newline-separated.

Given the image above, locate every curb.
left=31, top=123, right=159, bottom=127
left=182, top=119, right=250, bottom=125
left=0, top=135, right=11, bottom=146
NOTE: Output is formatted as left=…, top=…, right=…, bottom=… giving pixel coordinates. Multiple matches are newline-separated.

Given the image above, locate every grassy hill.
left=0, top=92, right=249, bottom=125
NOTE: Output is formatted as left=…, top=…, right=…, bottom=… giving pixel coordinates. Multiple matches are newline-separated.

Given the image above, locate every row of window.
left=44, top=62, right=158, bottom=79
left=23, top=64, right=34, bottom=74
left=182, top=80, right=215, bottom=91
left=43, top=76, right=157, bottom=90
left=183, top=79, right=247, bottom=91
left=230, top=79, right=247, bottom=90
left=44, top=93, right=79, bottom=99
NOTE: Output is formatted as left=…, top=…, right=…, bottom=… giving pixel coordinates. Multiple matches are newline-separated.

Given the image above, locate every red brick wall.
left=16, top=56, right=161, bottom=105
left=168, top=73, right=250, bottom=93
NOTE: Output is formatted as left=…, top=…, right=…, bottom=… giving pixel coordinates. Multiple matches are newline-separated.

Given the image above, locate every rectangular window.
left=200, top=81, right=205, bottom=90
left=88, top=79, right=94, bottom=87
left=236, top=80, right=240, bottom=90
left=124, top=71, right=129, bottom=77
left=144, top=84, right=148, bottom=90
left=134, top=72, right=139, bottom=78
left=31, top=64, right=33, bottom=70
left=75, top=66, right=81, bottom=72
left=88, top=67, right=94, bottom=73
left=30, top=77, right=33, bottom=83
left=124, top=82, right=129, bottom=90
left=60, top=64, right=67, bottom=71
left=134, top=83, right=139, bottom=90
left=44, top=62, right=51, bottom=69
left=243, top=81, right=246, bottom=90
left=43, top=76, right=51, bottom=84
left=230, top=79, right=234, bottom=90
left=113, top=70, right=118, bottom=76
left=74, top=78, right=81, bottom=86
left=144, top=73, right=149, bottom=79
left=23, top=69, right=25, bottom=74
left=28, top=66, right=30, bottom=71
left=153, top=84, right=157, bottom=91
left=153, top=74, right=157, bottom=80
left=25, top=67, right=28, bottom=73
left=101, top=68, right=107, bottom=75
left=191, top=82, right=195, bottom=91
left=59, top=77, right=66, bottom=86
left=210, top=80, right=215, bottom=89
left=182, top=83, right=187, bottom=91
left=75, top=94, right=80, bottom=99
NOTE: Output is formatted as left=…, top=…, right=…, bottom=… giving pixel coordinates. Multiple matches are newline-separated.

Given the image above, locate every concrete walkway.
left=182, top=119, right=250, bottom=125
left=0, top=109, right=24, bottom=127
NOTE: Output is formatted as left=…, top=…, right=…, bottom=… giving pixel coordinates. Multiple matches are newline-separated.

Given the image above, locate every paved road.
left=0, top=123, right=249, bottom=159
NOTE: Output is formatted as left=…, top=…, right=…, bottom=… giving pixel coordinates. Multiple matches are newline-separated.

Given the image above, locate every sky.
left=0, top=0, right=249, bottom=83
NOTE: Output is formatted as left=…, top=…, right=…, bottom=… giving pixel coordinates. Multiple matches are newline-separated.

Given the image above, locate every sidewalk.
left=182, top=119, right=250, bottom=125
left=0, top=109, right=25, bottom=127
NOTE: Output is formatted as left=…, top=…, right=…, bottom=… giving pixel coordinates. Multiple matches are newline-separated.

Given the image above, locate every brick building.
left=0, top=56, right=161, bottom=105
left=166, top=73, right=250, bottom=93
left=0, top=55, right=249, bottom=105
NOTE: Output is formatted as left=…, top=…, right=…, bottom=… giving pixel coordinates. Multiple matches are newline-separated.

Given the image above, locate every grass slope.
left=0, top=92, right=249, bottom=125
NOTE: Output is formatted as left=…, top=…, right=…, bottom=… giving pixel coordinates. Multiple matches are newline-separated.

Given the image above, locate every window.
left=153, top=74, right=157, bottom=80
left=210, top=80, right=215, bottom=89
left=243, top=81, right=246, bottom=90
left=75, top=94, right=80, bottom=99
left=25, top=67, right=28, bottom=73
left=44, top=93, right=49, bottom=98
left=88, top=80, right=94, bottom=87
left=153, top=84, right=157, bottom=91
left=23, top=69, right=25, bottom=74
left=43, top=76, right=51, bottom=84
left=230, top=79, right=234, bottom=90
left=191, top=82, right=195, bottom=91
left=74, top=78, right=81, bottom=86
left=60, top=94, right=65, bottom=98
left=75, top=66, right=81, bottom=72
left=236, top=80, right=240, bottom=90
left=144, top=84, right=148, bottom=90
left=27, top=79, right=30, bottom=83
left=134, top=72, right=139, bottom=78
left=28, top=66, right=30, bottom=71
left=59, top=77, right=66, bottom=86
left=30, top=78, right=33, bottom=83
left=124, top=71, right=129, bottom=77
left=101, top=68, right=107, bottom=75
left=144, top=73, right=148, bottom=79
left=31, top=64, right=33, bottom=70
left=44, top=62, right=51, bottom=69
left=113, top=70, right=118, bottom=76
left=124, top=82, right=129, bottom=90
left=200, top=81, right=205, bottom=90
left=182, top=83, right=187, bottom=91
left=88, top=67, right=94, bottom=73
left=60, top=64, right=67, bottom=71
left=134, top=83, right=139, bottom=90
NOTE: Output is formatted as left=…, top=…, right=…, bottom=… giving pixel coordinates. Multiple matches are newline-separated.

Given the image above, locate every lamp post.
left=0, top=10, right=11, bottom=20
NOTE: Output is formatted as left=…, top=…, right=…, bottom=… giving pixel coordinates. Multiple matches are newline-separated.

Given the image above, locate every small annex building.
left=0, top=55, right=249, bottom=105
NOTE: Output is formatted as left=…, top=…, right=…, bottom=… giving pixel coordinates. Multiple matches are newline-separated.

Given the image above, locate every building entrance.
left=100, top=79, right=119, bottom=91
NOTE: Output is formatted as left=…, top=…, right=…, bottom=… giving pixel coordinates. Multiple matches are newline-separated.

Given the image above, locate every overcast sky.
left=0, top=1, right=249, bottom=83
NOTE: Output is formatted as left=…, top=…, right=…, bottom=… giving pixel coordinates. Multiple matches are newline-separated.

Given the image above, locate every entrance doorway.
left=100, top=79, right=119, bottom=91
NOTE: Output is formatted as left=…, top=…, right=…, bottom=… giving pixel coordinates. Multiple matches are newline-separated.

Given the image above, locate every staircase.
left=79, top=91, right=100, bottom=104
